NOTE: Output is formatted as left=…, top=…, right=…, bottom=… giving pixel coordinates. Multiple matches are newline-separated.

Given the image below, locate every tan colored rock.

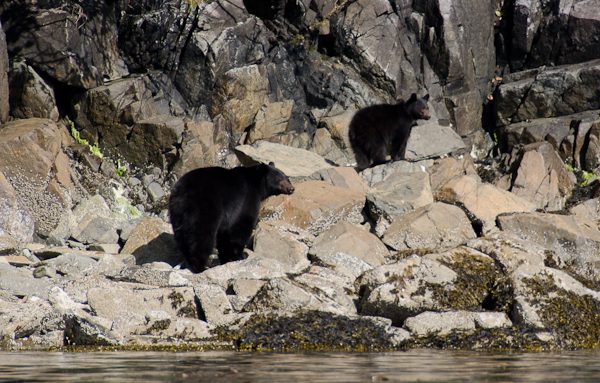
left=0, top=118, right=61, bottom=180
left=428, top=155, right=480, bottom=191
left=367, top=169, right=434, bottom=236
left=87, top=285, right=198, bottom=336
left=310, top=166, right=368, bottom=194
left=320, top=107, right=356, bottom=147
left=176, top=120, right=220, bottom=176
left=310, top=221, right=389, bottom=268
left=510, top=142, right=574, bottom=211
left=261, top=180, right=365, bottom=236
left=312, top=108, right=356, bottom=166
left=383, top=202, right=476, bottom=252
left=246, top=100, right=294, bottom=144
left=311, top=128, right=354, bottom=166
left=252, top=221, right=310, bottom=270
left=437, top=175, right=536, bottom=233
left=121, top=217, right=181, bottom=267
left=211, top=65, right=268, bottom=137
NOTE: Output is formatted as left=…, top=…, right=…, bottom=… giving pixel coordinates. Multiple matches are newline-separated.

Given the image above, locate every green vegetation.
left=579, top=170, right=598, bottom=187
left=67, top=118, right=103, bottom=160
left=115, top=159, right=127, bottom=177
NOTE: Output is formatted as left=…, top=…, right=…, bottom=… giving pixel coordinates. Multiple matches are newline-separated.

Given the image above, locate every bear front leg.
left=391, top=133, right=409, bottom=161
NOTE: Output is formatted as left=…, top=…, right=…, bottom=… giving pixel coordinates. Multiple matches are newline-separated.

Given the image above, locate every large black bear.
left=348, top=93, right=431, bottom=171
left=168, top=162, right=295, bottom=273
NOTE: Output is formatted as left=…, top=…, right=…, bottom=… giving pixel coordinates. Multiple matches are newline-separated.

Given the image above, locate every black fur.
left=348, top=93, right=431, bottom=171
left=168, top=163, right=294, bottom=273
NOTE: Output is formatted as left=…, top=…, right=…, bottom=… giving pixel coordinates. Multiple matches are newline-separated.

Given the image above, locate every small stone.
left=33, top=265, right=57, bottom=279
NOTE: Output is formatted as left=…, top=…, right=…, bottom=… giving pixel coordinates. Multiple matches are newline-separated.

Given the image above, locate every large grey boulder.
left=252, top=221, right=310, bottom=271
left=87, top=285, right=200, bottom=337
left=363, top=161, right=434, bottom=236
left=236, top=141, right=333, bottom=178
left=357, top=247, right=511, bottom=326
left=0, top=264, right=52, bottom=299
left=310, top=221, right=389, bottom=276
left=405, top=123, right=466, bottom=161
left=405, top=311, right=511, bottom=337
left=382, top=202, right=477, bottom=253
left=498, top=212, right=600, bottom=284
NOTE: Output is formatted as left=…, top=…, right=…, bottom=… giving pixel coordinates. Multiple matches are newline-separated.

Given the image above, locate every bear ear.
left=268, top=161, right=275, bottom=167
left=423, top=94, right=430, bottom=101
left=408, top=93, right=417, bottom=102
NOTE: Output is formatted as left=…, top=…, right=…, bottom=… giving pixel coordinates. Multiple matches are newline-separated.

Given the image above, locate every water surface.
left=0, top=350, right=598, bottom=382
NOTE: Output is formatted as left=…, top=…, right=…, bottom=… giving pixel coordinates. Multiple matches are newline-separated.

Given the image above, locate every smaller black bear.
left=168, top=162, right=294, bottom=273
left=348, top=93, right=431, bottom=171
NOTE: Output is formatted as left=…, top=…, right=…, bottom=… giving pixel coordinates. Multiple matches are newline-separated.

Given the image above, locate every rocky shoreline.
left=1, top=0, right=599, bottom=351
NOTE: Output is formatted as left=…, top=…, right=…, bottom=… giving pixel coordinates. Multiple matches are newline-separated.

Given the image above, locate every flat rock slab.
left=383, top=202, right=477, bottom=252
left=261, top=180, right=365, bottom=236
left=0, top=264, right=52, bottom=299
left=87, top=285, right=199, bottom=336
left=498, top=211, right=600, bottom=284
left=310, top=221, right=389, bottom=268
left=437, top=175, right=536, bottom=233
left=404, top=311, right=511, bottom=337
left=235, top=141, right=333, bottom=177
left=405, top=123, right=466, bottom=160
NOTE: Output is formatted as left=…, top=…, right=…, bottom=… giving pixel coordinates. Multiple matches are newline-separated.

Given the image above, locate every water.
left=0, top=350, right=598, bottom=382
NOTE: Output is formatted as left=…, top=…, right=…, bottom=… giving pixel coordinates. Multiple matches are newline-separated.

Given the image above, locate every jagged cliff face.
left=1, top=1, right=599, bottom=171
left=0, top=0, right=501, bottom=170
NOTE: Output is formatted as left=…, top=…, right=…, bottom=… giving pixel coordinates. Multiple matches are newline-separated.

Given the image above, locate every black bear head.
left=260, top=162, right=295, bottom=197
left=406, top=93, right=431, bottom=121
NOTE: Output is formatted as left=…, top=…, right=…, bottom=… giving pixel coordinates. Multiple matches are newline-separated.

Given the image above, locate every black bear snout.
left=282, top=182, right=295, bottom=194
left=421, top=110, right=431, bottom=120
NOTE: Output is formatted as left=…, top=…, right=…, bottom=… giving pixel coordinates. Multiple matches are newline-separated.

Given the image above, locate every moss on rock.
left=523, top=274, right=600, bottom=349
left=418, top=252, right=513, bottom=314
left=215, top=310, right=399, bottom=352
left=407, top=327, right=553, bottom=351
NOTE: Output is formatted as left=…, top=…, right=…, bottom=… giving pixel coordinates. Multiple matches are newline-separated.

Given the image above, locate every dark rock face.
left=0, top=20, right=8, bottom=124
left=0, top=0, right=128, bottom=89
left=507, top=0, right=600, bottom=71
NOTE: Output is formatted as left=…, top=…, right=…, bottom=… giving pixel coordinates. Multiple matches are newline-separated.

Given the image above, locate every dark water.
left=0, top=350, right=599, bottom=382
